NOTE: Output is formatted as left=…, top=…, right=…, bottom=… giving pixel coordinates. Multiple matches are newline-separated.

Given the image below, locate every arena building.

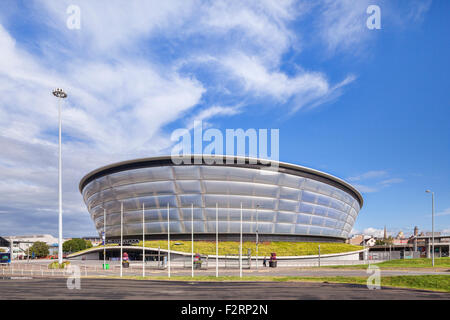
left=79, top=155, right=363, bottom=243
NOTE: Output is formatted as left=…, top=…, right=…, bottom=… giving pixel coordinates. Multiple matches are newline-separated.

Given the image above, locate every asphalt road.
left=0, top=277, right=448, bottom=300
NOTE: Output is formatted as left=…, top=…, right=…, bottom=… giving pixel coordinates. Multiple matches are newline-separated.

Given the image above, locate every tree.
left=29, top=241, right=49, bottom=258
left=63, top=238, right=91, bottom=253
left=375, top=236, right=394, bottom=246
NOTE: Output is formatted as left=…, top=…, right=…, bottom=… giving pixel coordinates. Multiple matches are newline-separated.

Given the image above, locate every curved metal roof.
left=79, top=155, right=363, bottom=208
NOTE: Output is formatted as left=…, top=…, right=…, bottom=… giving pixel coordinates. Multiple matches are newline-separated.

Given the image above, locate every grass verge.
left=327, top=257, right=450, bottom=269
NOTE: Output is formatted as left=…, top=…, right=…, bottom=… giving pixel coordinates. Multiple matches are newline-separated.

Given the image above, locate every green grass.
left=328, top=257, right=450, bottom=269
left=133, top=240, right=362, bottom=256
left=92, top=274, right=450, bottom=293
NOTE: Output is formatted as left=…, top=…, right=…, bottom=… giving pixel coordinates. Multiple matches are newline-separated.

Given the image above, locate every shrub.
left=48, top=261, right=71, bottom=269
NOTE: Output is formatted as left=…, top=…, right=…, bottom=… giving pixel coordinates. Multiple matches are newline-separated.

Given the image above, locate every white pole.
left=318, top=245, right=321, bottom=267
left=240, top=202, right=243, bottom=278
left=103, top=208, right=106, bottom=270
left=142, top=202, right=145, bottom=277
left=216, top=202, right=218, bottom=277
left=256, top=205, right=259, bottom=270
left=58, top=96, right=63, bottom=265
left=191, top=203, right=194, bottom=278
left=120, top=202, right=123, bottom=278
left=432, top=192, right=435, bottom=267
left=426, top=190, right=436, bottom=267
left=9, top=238, right=13, bottom=262
left=167, top=202, right=171, bottom=278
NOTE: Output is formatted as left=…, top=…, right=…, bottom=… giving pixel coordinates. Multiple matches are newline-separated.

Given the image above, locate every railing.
left=224, top=255, right=251, bottom=269
left=183, top=256, right=209, bottom=269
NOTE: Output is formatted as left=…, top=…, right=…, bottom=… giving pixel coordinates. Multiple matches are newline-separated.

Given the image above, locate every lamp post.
left=256, top=205, right=259, bottom=270
left=120, top=201, right=123, bottom=277
left=191, top=203, right=194, bottom=278
left=240, top=202, right=243, bottom=278
left=103, top=207, right=106, bottom=270
left=97, top=202, right=107, bottom=270
left=52, top=88, right=67, bottom=265
left=425, top=190, right=435, bottom=267
left=167, top=202, right=171, bottom=278
left=216, top=202, right=218, bottom=277
left=142, top=203, right=145, bottom=277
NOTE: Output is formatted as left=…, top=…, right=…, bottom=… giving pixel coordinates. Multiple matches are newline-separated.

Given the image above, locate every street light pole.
left=426, top=190, right=435, bottom=267
left=142, top=202, right=145, bottom=277
left=240, top=202, right=243, bottom=278
left=52, top=88, right=67, bottom=265
left=120, top=202, right=123, bottom=277
left=256, top=205, right=259, bottom=270
left=191, top=203, right=194, bottom=278
left=216, top=202, right=218, bottom=278
left=103, top=207, right=106, bottom=270
left=168, top=202, right=171, bottom=278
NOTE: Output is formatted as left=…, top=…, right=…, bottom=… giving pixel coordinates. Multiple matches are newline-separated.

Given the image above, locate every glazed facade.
left=80, top=157, right=363, bottom=241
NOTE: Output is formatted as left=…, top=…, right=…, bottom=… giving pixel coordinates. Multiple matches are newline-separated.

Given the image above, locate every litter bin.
left=193, top=253, right=202, bottom=269
left=122, top=252, right=129, bottom=268
left=102, top=264, right=109, bottom=270
left=269, top=252, right=277, bottom=268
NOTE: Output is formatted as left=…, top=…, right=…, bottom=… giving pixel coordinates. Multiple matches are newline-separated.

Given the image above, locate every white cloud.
left=363, top=227, right=387, bottom=238
left=435, top=208, right=450, bottom=217
left=348, top=170, right=388, bottom=182
left=316, top=0, right=374, bottom=54
left=352, top=184, right=379, bottom=193
left=348, top=170, right=403, bottom=193
left=185, top=105, right=242, bottom=126
left=378, top=178, right=404, bottom=186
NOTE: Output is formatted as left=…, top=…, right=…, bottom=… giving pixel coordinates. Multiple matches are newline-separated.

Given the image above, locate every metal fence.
left=183, top=255, right=209, bottom=270
left=367, top=251, right=421, bottom=261
left=224, top=254, right=251, bottom=269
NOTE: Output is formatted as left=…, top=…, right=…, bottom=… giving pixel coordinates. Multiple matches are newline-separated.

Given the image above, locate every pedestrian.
left=263, top=256, right=267, bottom=267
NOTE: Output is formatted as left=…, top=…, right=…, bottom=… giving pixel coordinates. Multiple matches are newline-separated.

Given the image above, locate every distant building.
left=425, top=232, right=441, bottom=237
left=0, top=236, right=10, bottom=252
left=362, top=237, right=376, bottom=247
left=348, top=234, right=364, bottom=245
left=82, top=236, right=102, bottom=246
left=4, top=234, right=70, bottom=259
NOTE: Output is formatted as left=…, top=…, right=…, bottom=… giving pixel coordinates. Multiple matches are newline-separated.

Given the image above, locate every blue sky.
left=0, top=0, right=448, bottom=238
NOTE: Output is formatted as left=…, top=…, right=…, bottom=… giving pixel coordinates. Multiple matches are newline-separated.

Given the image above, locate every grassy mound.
left=330, top=257, right=450, bottom=269
left=67, top=243, right=119, bottom=257
left=135, top=240, right=362, bottom=256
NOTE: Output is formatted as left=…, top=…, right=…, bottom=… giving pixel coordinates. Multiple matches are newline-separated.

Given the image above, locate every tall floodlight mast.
left=52, top=88, right=67, bottom=265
